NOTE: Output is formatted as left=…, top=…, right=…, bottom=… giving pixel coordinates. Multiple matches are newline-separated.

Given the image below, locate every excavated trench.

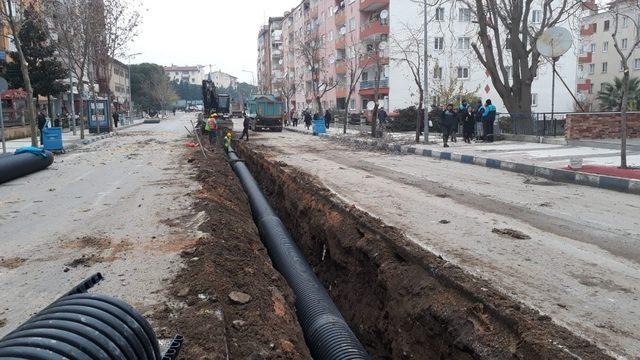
left=236, top=143, right=611, bottom=360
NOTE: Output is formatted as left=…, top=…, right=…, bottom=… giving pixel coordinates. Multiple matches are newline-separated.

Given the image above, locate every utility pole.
left=68, top=54, right=76, bottom=135
left=423, top=0, right=430, bottom=143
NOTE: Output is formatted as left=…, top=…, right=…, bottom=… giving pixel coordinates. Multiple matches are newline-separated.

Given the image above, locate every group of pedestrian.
left=294, top=109, right=335, bottom=130
left=437, top=99, right=497, bottom=148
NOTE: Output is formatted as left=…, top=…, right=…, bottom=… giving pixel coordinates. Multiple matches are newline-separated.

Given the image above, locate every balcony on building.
left=359, top=52, right=389, bottom=68
left=580, top=23, right=597, bottom=36
left=360, top=0, right=389, bottom=12
left=335, top=8, right=346, bottom=25
left=336, top=86, right=347, bottom=98
left=335, top=58, right=346, bottom=74
left=578, top=52, right=592, bottom=64
left=360, top=18, right=389, bottom=39
left=359, top=79, right=389, bottom=96
left=335, top=34, right=346, bottom=49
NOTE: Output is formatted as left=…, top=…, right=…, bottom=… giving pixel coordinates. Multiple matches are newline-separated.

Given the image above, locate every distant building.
left=109, top=58, right=130, bottom=111
left=164, top=65, right=205, bottom=85
left=206, top=70, right=238, bottom=89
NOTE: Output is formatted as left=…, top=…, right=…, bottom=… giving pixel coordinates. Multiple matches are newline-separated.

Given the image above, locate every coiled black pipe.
left=0, top=274, right=180, bottom=360
left=0, top=151, right=54, bottom=185
left=227, top=147, right=369, bottom=359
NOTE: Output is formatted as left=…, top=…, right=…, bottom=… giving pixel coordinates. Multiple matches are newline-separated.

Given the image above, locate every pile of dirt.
left=150, top=147, right=310, bottom=360
left=238, top=142, right=611, bottom=360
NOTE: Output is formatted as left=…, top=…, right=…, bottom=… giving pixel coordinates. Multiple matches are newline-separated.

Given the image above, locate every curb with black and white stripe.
left=284, top=127, right=640, bottom=195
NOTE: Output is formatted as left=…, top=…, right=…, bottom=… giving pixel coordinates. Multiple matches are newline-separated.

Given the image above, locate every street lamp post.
left=423, top=0, right=430, bottom=143
left=126, top=53, right=142, bottom=124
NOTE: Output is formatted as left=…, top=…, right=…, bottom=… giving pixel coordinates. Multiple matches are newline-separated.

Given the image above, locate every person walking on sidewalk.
left=240, top=115, right=250, bottom=141
left=464, top=106, right=476, bottom=143
left=440, top=104, right=456, bottom=148
left=483, top=99, right=497, bottom=142
left=112, top=112, right=119, bottom=128
left=475, top=100, right=485, bottom=141
left=324, top=109, right=332, bottom=129
left=37, top=110, right=47, bottom=145
left=304, top=110, right=312, bottom=130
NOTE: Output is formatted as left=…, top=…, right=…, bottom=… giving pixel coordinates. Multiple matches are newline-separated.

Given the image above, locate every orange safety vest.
left=208, top=117, right=218, bottom=131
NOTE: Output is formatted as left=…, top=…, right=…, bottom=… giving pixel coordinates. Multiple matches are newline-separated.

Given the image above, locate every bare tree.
left=466, top=0, right=581, bottom=115
left=431, top=65, right=481, bottom=104
left=275, top=73, right=297, bottom=122
left=609, top=1, right=640, bottom=169
left=341, top=34, right=369, bottom=134
left=98, top=0, right=142, bottom=130
left=365, top=37, right=386, bottom=138
left=1, top=0, right=38, bottom=146
left=391, top=22, right=425, bottom=142
left=48, top=0, right=99, bottom=140
left=297, top=29, right=337, bottom=114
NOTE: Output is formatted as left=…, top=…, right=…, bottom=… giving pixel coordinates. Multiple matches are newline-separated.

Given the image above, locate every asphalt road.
left=248, top=129, right=640, bottom=359
left=0, top=113, right=202, bottom=337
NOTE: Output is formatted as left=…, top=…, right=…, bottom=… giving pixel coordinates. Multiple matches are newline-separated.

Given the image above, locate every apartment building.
left=261, top=0, right=582, bottom=116
left=576, top=0, right=638, bottom=110
left=260, top=0, right=390, bottom=115
left=109, top=58, right=130, bottom=111
left=206, top=70, right=238, bottom=89
left=164, top=65, right=204, bottom=85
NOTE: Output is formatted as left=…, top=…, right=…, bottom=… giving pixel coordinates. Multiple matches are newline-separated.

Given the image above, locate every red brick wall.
left=565, top=113, right=640, bottom=140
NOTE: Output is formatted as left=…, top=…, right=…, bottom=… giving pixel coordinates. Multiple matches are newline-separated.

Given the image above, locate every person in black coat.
left=37, top=110, right=47, bottom=145
left=439, top=104, right=456, bottom=148
left=240, top=115, right=250, bottom=140
left=303, top=110, right=312, bottom=130
left=324, top=110, right=332, bottom=129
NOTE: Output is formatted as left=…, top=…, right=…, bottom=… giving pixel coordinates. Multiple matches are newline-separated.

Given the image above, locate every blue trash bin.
left=312, top=117, right=326, bottom=135
left=43, top=127, right=64, bottom=152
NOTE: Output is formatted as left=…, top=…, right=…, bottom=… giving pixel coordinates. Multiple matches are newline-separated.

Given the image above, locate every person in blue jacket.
left=482, top=99, right=497, bottom=142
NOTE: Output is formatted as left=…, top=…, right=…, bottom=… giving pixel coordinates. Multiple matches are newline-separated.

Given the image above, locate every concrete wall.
left=566, top=112, right=640, bottom=139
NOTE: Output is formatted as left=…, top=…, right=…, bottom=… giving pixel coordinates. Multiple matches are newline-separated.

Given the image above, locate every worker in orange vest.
left=206, top=113, right=218, bottom=145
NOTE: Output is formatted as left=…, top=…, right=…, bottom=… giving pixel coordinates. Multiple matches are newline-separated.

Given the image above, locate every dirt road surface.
left=0, top=115, right=201, bottom=336
left=247, top=129, right=640, bottom=359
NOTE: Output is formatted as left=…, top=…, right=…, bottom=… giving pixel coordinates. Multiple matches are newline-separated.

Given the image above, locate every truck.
left=230, top=99, right=244, bottom=118
left=244, top=95, right=284, bottom=132
left=201, top=79, right=233, bottom=130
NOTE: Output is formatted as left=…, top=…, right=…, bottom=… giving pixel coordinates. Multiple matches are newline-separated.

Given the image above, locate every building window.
left=349, top=18, right=356, bottom=31
left=434, top=65, right=443, bottom=79
left=532, top=93, right=538, bottom=107
left=435, top=7, right=445, bottom=21
left=603, top=41, right=608, bottom=52
left=601, top=83, right=607, bottom=92
left=635, top=58, right=640, bottom=69
left=457, top=66, right=469, bottom=79
left=589, top=63, right=595, bottom=74
left=623, top=16, right=629, bottom=28
left=457, top=37, right=470, bottom=50
left=458, top=8, right=471, bottom=22
left=349, top=99, right=356, bottom=110
left=505, top=66, right=512, bottom=78
left=329, top=31, right=333, bottom=41
left=622, top=38, right=628, bottom=49
left=532, top=10, right=542, bottom=24
left=434, top=37, right=444, bottom=50
left=590, top=43, right=596, bottom=53
left=588, top=83, right=594, bottom=94
left=604, top=20, right=610, bottom=31
left=602, top=62, right=608, bottom=73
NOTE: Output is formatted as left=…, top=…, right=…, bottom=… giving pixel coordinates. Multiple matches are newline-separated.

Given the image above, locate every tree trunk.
left=621, top=70, right=629, bottom=169
left=344, top=93, right=352, bottom=135
left=315, top=96, right=323, bottom=115
left=88, top=69, right=100, bottom=135
left=9, top=20, right=37, bottom=146
left=77, top=82, right=86, bottom=139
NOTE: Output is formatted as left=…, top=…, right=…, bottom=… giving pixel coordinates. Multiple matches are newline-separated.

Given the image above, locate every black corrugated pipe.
left=0, top=273, right=182, bottom=360
left=0, top=151, right=54, bottom=185
left=227, top=147, right=369, bottom=360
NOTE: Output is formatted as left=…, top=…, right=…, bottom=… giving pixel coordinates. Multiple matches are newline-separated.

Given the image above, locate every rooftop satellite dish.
left=340, top=26, right=346, bottom=35
left=378, top=41, right=387, bottom=51
left=367, top=101, right=375, bottom=111
left=278, top=59, right=283, bottom=65
left=380, top=10, right=389, bottom=19
left=329, top=54, right=336, bottom=64
left=536, top=27, right=572, bottom=58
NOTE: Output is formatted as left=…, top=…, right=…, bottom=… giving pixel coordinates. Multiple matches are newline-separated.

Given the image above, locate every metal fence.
left=498, top=112, right=568, bottom=137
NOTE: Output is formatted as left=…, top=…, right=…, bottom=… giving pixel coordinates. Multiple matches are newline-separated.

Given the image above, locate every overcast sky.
left=129, top=0, right=298, bottom=84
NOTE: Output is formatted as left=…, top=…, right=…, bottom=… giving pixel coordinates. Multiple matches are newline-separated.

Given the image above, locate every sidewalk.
left=2, top=119, right=145, bottom=154
left=285, top=125, right=640, bottom=194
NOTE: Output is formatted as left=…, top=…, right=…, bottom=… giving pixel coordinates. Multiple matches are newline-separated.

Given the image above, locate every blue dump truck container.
left=43, top=127, right=64, bottom=152
left=245, top=95, right=284, bottom=132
